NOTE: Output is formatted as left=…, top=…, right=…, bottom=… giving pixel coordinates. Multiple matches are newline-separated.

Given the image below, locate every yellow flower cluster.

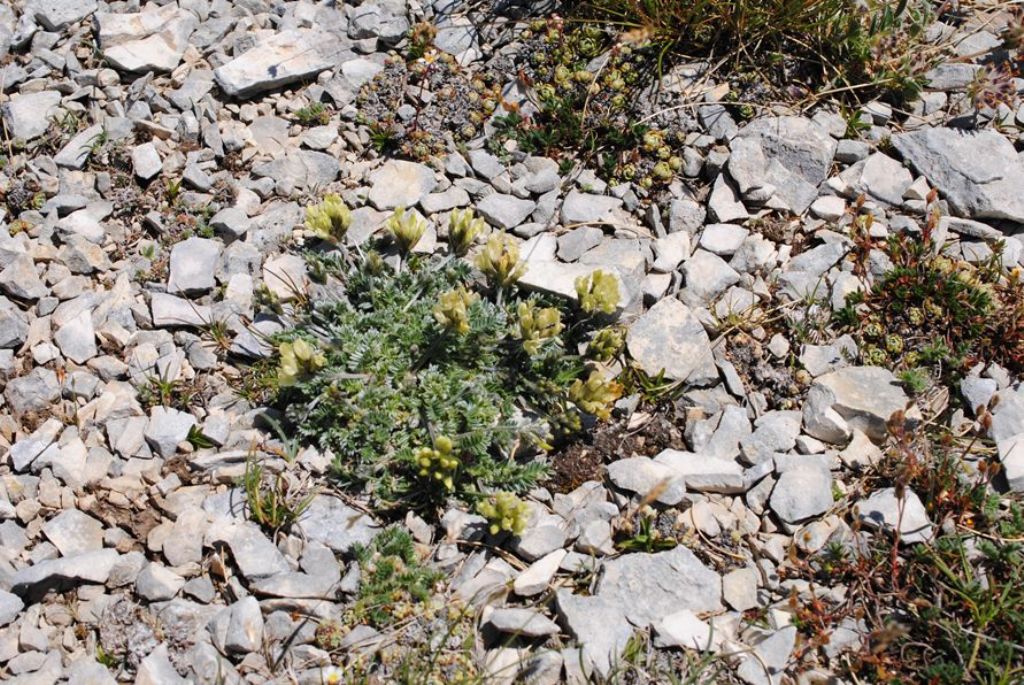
left=576, top=269, right=620, bottom=314
left=448, top=208, right=484, bottom=257
left=568, top=370, right=623, bottom=420
left=415, top=435, right=459, bottom=490
left=433, top=287, right=478, bottom=335
left=305, top=194, right=352, bottom=242
left=587, top=327, right=625, bottom=362
left=515, top=301, right=564, bottom=354
left=476, top=232, right=525, bottom=288
left=277, top=339, right=326, bottom=387
left=387, top=207, right=427, bottom=254
left=476, top=491, right=529, bottom=536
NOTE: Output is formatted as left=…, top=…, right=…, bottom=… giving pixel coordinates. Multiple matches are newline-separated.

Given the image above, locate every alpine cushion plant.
left=267, top=202, right=623, bottom=512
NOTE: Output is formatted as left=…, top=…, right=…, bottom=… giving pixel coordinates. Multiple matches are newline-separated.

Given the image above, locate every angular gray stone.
left=596, top=546, right=722, bottom=626
left=722, top=567, right=759, bottom=612
left=0, top=590, right=23, bottom=627
left=54, top=124, right=103, bottom=169
left=840, top=152, right=913, bottom=206
left=814, top=366, right=917, bottom=441
left=9, top=418, right=61, bottom=472
left=1, top=90, right=62, bottom=140
left=97, top=5, right=198, bottom=72
left=42, top=510, right=104, bottom=557
left=606, top=457, right=686, bottom=505
left=298, top=495, right=379, bottom=554
left=132, top=142, right=162, bottom=180
left=28, top=0, right=97, bottom=30
left=224, top=596, right=264, bottom=654
left=769, top=466, right=833, bottom=524
left=997, top=433, right=1024, bottom=493
left=854, top=487, right=933, bottom=543
left=136, top=563, right=185, bottom=601
left=0, top=254, right=46, bottom=300
left=476, top=193, right=536, bottom=230
left=561, top=190, right=622, bottom=224
left=626, top=297, right=717, bottom=384
left=144, top=406, right=197, bottom=458
left=251, top=150, right=339, bottom=194
left=0, top=299, right=28, bottom=348
left=555, top=590, right=633, bottom=679
left=54, top=308, right=97, bottom=364
left=215, top=30, right=340, bottom=98
left=167, top=237, right=221, bottom=295
left=10, top=549, right=120, bottom=597
left=367, top=160, right=437, bottom=210
left=731, top=116, right=836, bottom=214
left=5, top=367, right=60, bottom=416
left=207, top=522, right=290, bottom=580
left=681, top=249, right=741, bottom=306
left=150, top=293, right=211, bottom=328
left=893, top=127, right=1024, bottom=224
left=487, top=608, right=560, bottom=637
left=654, top=449, right=745, bottom=494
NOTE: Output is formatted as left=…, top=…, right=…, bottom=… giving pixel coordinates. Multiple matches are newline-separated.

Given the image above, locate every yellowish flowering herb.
left=433, top=287, right=478, bottom=335
left=515, top=301, right=564, bottom=354
left=305, top=194, right=352, bottom=242
left=568, top=370, right=623, bottom=420
left=476, top=491, right=529, bottom=536
left=476, top=232, right=526, bottom=288
left=448, top=208, right=484, bottom=257
left=576, top=269, right=620, bottom=314
left=414, top=435, right=459, bottom=491
left=587, top=327, right=624, bottom=362
left=277, top=338, right=327, bottom=387
left=387, top=207, right=427, bottom=254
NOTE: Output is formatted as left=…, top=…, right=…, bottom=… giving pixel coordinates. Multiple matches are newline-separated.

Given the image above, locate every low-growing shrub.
left=572, top=0, right=936, bottom=102
left=266, top=201, right=622, bottom=510
left=357, top=51, right=502, bottom=161
left=836, top=212, right=1024, bottom=383
left=792, top=414, right=1024, bottom=684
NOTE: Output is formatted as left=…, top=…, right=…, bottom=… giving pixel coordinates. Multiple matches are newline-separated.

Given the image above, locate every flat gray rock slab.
left=730, top=116, right=836, bottom=214
left=167, top=237, right=221, bottom=295
left=11, top=549, right=121, bottom=598
left=42, top=509, right=104, bottom=557
left=28, top=0, right=97, bottom=31
left=556, top=590, right=634, bottom=679
left=596, top=546, right=722, bottom=627
left=96, top=4, right=197, bottom=72
left=769, top=466, right=833, bottom=524
left=893, top=127, right=1024, bottom=224
left=626, top=297, right=717, bottom=384
left=367, top=160, right=437, bottom=210
left=814, top=366, right=918, bottom=441
left=206, top=521, right=290, bottom=580
left=215, top=29, right=342, bottom=98
left=298, top=495, right=380, bottom=554
left=1, top=90, right=62, bottom=141
left=854, top=487, right=933, bottom=543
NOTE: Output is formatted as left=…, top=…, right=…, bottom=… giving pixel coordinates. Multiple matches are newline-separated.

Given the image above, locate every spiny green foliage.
left=293, top=101, right=331, bottom=126
left=269, top=214, right=621, bottom=509
left=836, top=216, right=1024, bottom=382
left=350, top=527, right=442, bottom=628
